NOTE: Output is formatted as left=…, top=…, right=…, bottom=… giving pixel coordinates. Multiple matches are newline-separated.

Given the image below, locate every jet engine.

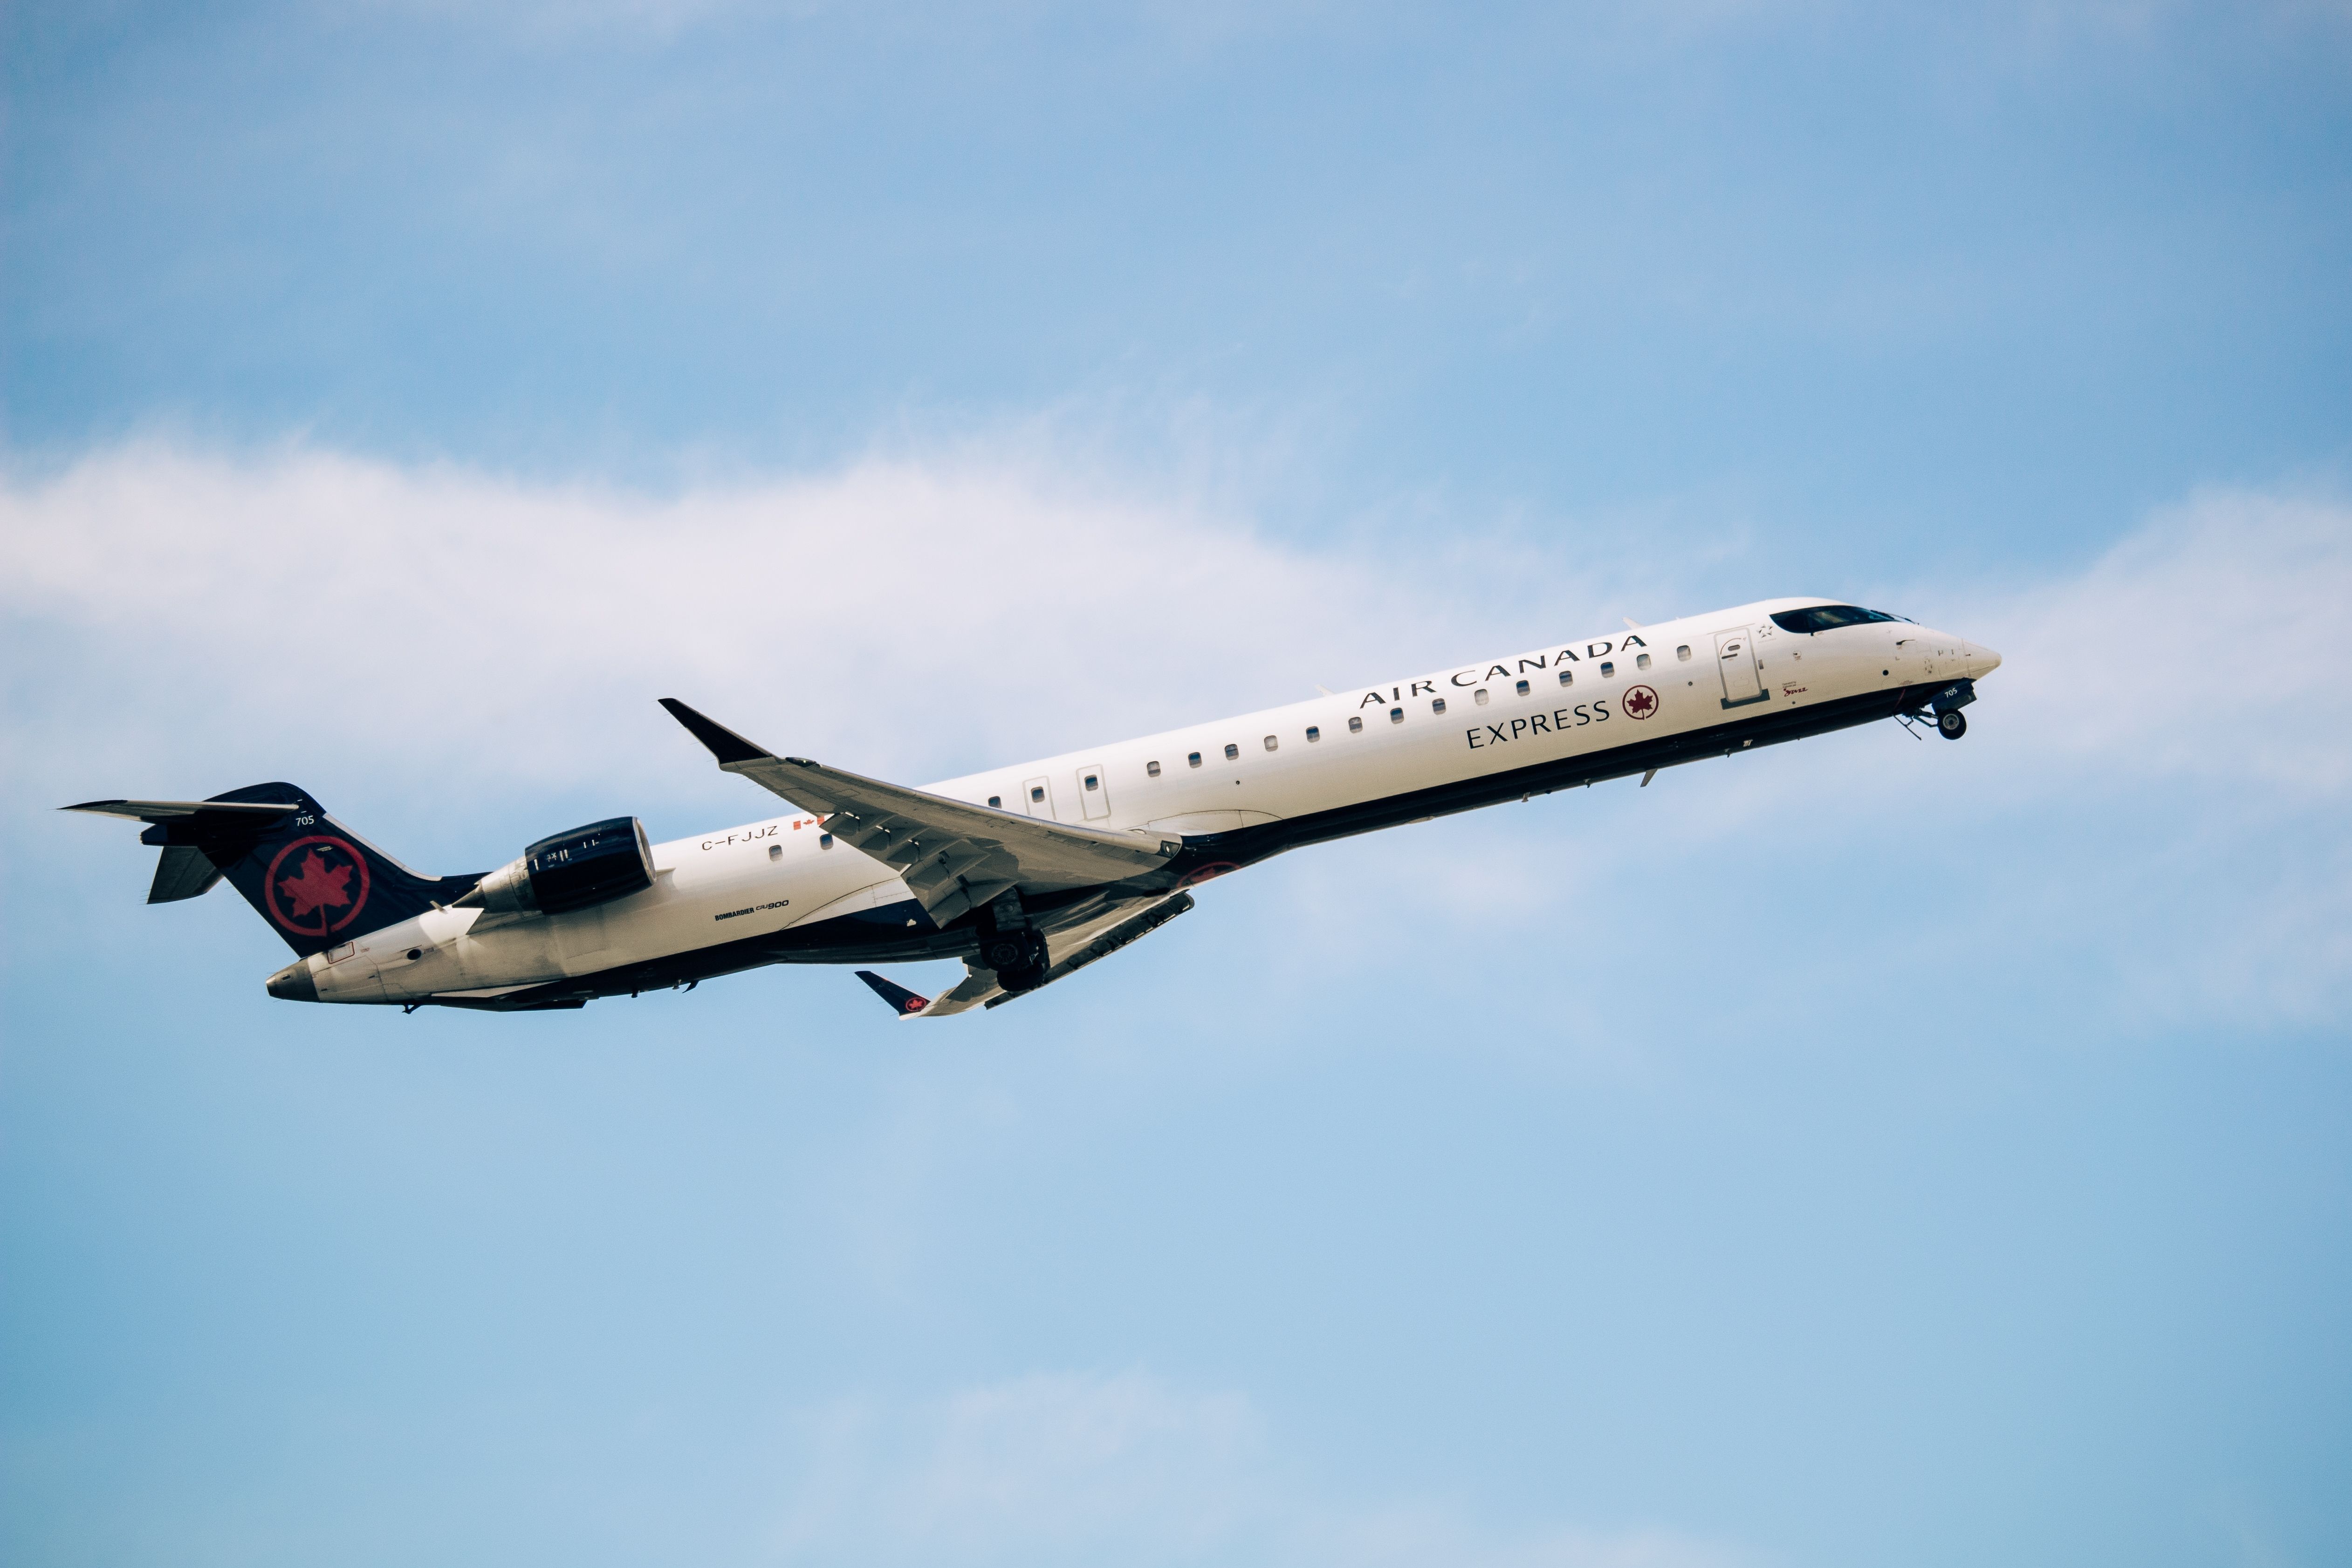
left=456, top=816, right=655, bottom=917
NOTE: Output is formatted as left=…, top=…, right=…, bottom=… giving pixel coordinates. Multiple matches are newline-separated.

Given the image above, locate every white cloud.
left=0, top=441, right=1535, bottom=807
left=769, top=1369, right=1746, bottom=1568
left=1971, top=484, right=2352, bottom=796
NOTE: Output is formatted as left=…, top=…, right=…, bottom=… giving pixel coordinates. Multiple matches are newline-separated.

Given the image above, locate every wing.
left=660, top=698, right=1179, bottom=925
left=868, top=890, right=1197, bottom=1018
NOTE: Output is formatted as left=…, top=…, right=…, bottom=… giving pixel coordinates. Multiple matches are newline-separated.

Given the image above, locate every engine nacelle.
left=458, top=816, right=655, bottom=917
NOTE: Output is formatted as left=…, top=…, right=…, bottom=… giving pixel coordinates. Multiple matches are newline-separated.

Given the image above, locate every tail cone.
left=266, top=961, right=318, bottom=1002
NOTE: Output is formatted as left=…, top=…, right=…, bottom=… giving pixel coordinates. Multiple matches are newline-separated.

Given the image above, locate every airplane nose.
left=1967, top=642, right=2003, bottom=677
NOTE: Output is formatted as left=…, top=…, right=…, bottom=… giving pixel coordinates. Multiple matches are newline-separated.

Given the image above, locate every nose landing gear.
left=1899, top=677, right=1978, bottom=740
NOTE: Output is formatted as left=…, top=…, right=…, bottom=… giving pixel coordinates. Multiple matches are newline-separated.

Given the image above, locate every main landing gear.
left=979, top=925, right=1050, bottom=992
left=978, top=890, right=1052, bottom=993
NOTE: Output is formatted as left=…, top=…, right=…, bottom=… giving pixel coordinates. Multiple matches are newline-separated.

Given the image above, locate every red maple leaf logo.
left=276, top=850, right=355, bottom=922
left=1624, top=685, right=1659, bottom=718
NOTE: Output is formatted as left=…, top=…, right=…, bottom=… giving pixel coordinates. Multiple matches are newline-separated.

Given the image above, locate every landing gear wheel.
left=996, top=963, right=1049, bottom=994
left=980, top=928, right=1048, bottom=972
left=1937, top=709, right=1968, bottom=739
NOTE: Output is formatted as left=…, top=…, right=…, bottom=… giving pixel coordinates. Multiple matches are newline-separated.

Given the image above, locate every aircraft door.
left=1715, top=628, right=1765, bottom=707
left=1022, top=775, right=1056, bottom=819
left=1076, top=763, right=1111, bottom=821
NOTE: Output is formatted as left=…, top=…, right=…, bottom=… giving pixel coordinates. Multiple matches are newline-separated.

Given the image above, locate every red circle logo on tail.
left=263, top=835, right=371, bottom=936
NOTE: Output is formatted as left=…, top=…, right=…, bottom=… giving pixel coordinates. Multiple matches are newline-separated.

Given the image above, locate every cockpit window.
left=1770, top=604, right=1899, bottom=633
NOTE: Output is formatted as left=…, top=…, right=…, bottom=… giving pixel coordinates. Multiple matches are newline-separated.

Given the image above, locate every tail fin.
left=66, top=784, right=483, bottom=956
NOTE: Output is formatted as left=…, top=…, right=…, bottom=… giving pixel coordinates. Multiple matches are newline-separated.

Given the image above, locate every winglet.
left=659, top=698, right=775, bottom=767
left=855, top=970, right=933, bottom=1018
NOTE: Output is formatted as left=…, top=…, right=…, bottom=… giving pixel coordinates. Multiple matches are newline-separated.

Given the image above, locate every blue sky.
left=3, top=4, right=2349, bottom=1566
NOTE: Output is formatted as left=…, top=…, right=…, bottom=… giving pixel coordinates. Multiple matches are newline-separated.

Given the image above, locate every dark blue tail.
left=141, top=784, right=483, bottom=956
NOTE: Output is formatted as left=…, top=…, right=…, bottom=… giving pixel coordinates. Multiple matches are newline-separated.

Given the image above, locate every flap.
left=660, top=699, right=1177, bottom=923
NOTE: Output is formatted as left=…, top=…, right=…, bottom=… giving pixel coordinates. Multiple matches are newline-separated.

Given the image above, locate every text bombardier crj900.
left=69, top=601, right=2000, bottom=1019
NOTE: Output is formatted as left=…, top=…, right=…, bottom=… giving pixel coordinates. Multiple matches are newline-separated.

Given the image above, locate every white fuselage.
left=304, top=599, right=1999, bottom=1004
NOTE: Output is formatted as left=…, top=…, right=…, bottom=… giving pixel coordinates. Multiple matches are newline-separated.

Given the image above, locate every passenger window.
left=1600, top=661, right=1615, bottom=677
left=1306, top=726, right=1320, bottom=742
left=1224, top=743, right=1240, bottom=760
left=819, top=833, right=833, bottom=850
left=1030, top=786, right=1045, bottom=802
left=768, top=843, right=782, bottom=861
left=1147, top=761, right=1162, bottom=777
left=1188, top=752, right=1203, bottom=767
left=1676, top=644, right=1692, bottom=661
left=1515, top=679, right=1530, bottom=696
left=1084, top=774, right=1100, bottom=790
left=988, top=795, right=1001, bottom=808
left=1431, top=698, right=1447, bottom=714
left=1263, top=735, right=1278, bottom=751
left=1473, top=689, right=1489, bottom=705
left=1390, top=707, right=1404, bottom=723
left=1558, top=670, right=1574, bottom=686
left=1349, top=716, right=1364, bottom=733
left=1636, top=652, right=1652, bottom=670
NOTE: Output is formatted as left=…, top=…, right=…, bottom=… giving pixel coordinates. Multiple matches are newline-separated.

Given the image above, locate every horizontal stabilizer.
left=147, top=844, right=225, bottom=904
left=64, top=797, right=300, bottom=823
left=854, top=970, right=933, bottom=1017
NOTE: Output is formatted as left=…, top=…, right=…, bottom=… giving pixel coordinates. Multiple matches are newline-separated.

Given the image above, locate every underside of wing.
left=660, top=698, right=1179, bottom=924
left=864, top=890, right=1197, bottom=1018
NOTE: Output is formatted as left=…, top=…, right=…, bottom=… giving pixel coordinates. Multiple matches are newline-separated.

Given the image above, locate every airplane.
left=65, top=599, right=1999, bottom=1019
